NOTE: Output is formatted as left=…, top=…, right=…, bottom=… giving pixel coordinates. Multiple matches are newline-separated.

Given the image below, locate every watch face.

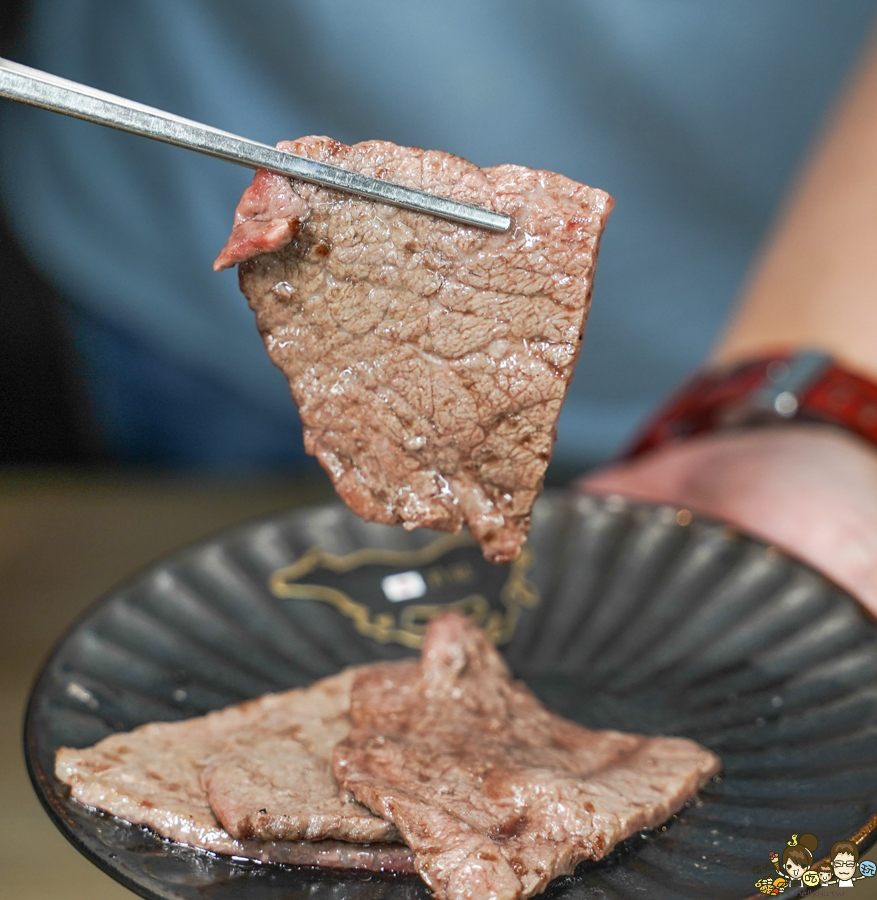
left=25, top=493, right=877, bottom=900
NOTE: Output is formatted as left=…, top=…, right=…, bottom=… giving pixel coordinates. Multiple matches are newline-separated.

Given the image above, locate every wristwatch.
left=625, top=350, right=877, bottom=459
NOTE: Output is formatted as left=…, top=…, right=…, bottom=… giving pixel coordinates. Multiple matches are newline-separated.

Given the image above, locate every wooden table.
left=3, top=470, right=876, bottom=898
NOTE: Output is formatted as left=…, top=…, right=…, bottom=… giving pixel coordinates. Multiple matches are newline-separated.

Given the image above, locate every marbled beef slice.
left=202, top=665, right=414, bottom=844
left=55, top=669, right=413, bottom=872
left=333, top=613, right=721, bottom=900
left=215, top=138, right=613, bottom=563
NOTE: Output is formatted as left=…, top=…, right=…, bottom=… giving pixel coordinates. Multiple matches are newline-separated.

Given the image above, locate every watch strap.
left=625, top=350, right=877, bottom=459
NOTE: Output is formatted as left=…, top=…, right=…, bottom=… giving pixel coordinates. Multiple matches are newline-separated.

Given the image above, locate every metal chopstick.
left=0, top=57, right=512, bottom=233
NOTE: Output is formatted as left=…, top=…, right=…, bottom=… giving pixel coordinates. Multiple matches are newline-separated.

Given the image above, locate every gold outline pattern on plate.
left=269, top=533, right=538, bottom=648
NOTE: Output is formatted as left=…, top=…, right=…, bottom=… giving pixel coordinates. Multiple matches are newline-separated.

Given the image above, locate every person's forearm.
left=712, top=26, right=877, bottom=381
left=582, top=27, right=877, bottom=614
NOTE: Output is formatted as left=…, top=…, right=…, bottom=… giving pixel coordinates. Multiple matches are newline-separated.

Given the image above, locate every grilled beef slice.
left=201, top=665, right=413, bottom=843
left=55, top=669, right=412, bottom=871
left=215, top=138, right=613, bottom=563
left=333, top=614, right=721, bottom=900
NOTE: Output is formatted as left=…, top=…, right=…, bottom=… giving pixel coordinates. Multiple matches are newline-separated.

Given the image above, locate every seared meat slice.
left=201, top=666, right=412, bottom=842
left=202, top=736, right=401, bottom=843
left=215, top=138, right=612, bottom=563
left=333, top=614, right=720, bottom=900
left=55, top=670, right=412, bottom=871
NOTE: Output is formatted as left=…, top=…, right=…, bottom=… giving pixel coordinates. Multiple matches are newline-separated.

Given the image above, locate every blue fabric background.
left=1, top=1, right=874, bottom=468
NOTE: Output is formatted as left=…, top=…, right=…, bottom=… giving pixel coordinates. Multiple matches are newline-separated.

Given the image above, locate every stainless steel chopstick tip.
left=0, top=57, right=512, bottom=233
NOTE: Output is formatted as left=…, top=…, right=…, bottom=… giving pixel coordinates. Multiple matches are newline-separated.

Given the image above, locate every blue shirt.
left=1, top=0, right=874, bottom=468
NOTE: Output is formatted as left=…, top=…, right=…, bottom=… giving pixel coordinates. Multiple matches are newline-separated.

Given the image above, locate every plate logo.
left=269, top=533, right=538, bottom=647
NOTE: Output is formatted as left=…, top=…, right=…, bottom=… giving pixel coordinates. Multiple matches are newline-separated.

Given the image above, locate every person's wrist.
left=580, top=424, right=877, bottom=615
left=577, top=349, right=877, bottom=613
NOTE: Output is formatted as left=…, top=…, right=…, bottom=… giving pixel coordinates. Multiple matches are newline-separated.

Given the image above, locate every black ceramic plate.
left=25, top=492, right=877, bottom=900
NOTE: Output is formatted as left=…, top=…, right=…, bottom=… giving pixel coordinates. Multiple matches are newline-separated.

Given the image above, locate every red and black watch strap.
left=625, top=350, right=877, bottom=460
